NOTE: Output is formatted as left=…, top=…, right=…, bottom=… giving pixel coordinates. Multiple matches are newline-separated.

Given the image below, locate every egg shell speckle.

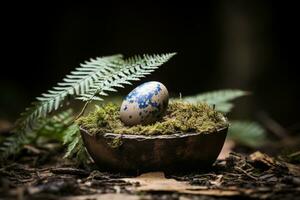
left=120, top=81, right=169, bottom=126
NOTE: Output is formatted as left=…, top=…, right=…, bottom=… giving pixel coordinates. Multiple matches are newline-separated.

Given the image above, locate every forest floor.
left=1, top=138, right=300, bottom=200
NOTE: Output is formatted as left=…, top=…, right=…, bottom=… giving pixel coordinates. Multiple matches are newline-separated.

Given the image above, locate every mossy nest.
left=77, top=101, right=228, bottom=136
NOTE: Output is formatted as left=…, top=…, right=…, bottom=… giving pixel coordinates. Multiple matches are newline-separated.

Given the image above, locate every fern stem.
left=75, top=88, right=100, bottom=120
left=4, top=53, right=176, bottom=161
left=75, top=101, right=90, bottom=120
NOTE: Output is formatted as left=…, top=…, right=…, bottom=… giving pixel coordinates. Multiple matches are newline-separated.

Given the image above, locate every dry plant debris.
left=0, top=148, right=300, bottom=200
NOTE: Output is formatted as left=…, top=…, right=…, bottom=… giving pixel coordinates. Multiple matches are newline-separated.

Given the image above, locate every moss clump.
left=76, top=101, right=228, bottom=136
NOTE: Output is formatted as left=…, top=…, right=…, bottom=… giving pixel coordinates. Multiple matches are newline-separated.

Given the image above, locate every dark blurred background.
left=1, top=1, right=299, bottom=129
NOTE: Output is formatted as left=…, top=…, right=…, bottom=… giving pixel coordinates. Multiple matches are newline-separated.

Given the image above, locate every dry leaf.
left=250, top=151, right=300, bottom=176
left=61, top=194, right=140, bottom=200
left=123, top=172, right=240, bottom=196
left=249, top=151, right=277, bottom=166
left=209, top=175, right=223, bottom=186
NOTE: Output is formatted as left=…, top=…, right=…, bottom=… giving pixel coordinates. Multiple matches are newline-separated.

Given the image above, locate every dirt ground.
left=1, top=139, right=300, bottom=200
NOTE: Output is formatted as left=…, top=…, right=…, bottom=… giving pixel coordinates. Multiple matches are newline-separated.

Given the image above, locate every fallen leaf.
left=61, top=194, right=140, bottom=200
left=250, top=151, right=300, bottom=176
left=123, top=172, right=240, bottom=196
left=249, top=151, right=286, bottom=170
left=209, top=175, right=223, bottom=186
left=249, top=151, right=276, bottom=166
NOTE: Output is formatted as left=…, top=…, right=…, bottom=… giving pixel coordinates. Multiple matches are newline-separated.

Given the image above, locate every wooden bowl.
left=81, top=124, right=228, bottom=174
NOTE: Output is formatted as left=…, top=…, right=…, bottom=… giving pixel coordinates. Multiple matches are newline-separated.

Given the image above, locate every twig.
left=75, top=101, right=90, bottom=120
left=50, top=167, right=89, bottom=176
left=288, top=151, right=300, bottom=158
left=234, top=166, right=258, bottom=180
left=74, top=89, right=100, bottom=120
left=23, top=145, right=41, bottom=154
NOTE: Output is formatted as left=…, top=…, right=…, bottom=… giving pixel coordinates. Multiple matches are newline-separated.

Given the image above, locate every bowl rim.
left=80, top=118, right=229, bottom=141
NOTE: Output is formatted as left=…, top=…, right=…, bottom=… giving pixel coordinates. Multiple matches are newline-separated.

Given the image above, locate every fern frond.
left=37, top=109, right=75, bottom=141
left=7, top=53, right=175, bottom=162
left=62, top=124, right=89, bottom=165
left=182, top=89, right=249, bottom=113
left=229, top=120, right=266, bottom=147
left=77, top=53, right=177, bottom=101
left=16, top=55, right=124, bottom=129
left=63, top=124, right=85, bottom=159
left=0, top=129, right=35, bottom=162
left=0, top=110, right=75, bottom=161
left=15, top=53, right=175, bottom=131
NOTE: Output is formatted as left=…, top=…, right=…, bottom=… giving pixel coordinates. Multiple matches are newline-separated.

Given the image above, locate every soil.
left=1, top=141, right=299, bottom=200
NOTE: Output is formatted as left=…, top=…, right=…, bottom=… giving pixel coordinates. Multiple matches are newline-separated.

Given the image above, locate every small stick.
left=234, top=166, right=258, bottom=180
left=50, top=167, right=89, bottom=176
left=75, top=101, right=90, bottom=120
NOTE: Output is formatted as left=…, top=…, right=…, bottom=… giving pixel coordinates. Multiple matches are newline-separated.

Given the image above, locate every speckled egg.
left=120, top=81, right=169, bottom=126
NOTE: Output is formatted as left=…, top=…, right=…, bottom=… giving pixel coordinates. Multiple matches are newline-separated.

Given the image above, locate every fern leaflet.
left=77, top=53, right=176, bottom=101
left=229, top=120, right=266, bottom=147
left=182, top=89, right=249, bottom=113
left=15, top=53, right=176, bottom=130
left=0, top=110, right=76, bottom=160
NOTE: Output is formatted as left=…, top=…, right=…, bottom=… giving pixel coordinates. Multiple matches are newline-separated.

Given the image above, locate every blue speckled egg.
left=120, top=81, right=169, bottom=126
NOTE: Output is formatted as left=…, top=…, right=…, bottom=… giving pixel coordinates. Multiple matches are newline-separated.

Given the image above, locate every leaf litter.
left=1, top=145, right=300, bottom=200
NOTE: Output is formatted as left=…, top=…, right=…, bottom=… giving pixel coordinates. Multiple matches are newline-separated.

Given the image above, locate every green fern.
left=62, top=123, right=84, bottom=159
left=181, top=90, right=267, bottom=146
left=2, top=53, right=175, bottom=161
left=182, top=89, right=249, bottom=113
left=77, top=53, right=176, bottom=101
left=228, top=120, right=266, bottom=147
left=0, top=130, right=35, bottom=162
left=63, top=127, right=89, bottom=165
left=15, top=55, right=121, bottom=128
left=0, top=110, right=76, bottom=160
left=15, top=53, right=175, bottom=130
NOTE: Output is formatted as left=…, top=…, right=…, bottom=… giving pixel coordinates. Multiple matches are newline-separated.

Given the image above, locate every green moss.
left=76, top=101, right=228, bottom=136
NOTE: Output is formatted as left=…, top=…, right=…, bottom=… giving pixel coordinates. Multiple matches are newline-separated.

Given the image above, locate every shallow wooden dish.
left=80, top=119, right=228, bottom=174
